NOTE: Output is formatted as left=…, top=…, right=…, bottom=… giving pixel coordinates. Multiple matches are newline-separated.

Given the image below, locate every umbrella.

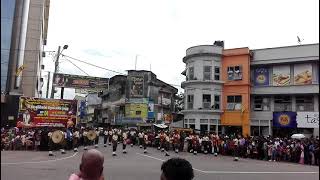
left=291, top=134, right=305, bottom=139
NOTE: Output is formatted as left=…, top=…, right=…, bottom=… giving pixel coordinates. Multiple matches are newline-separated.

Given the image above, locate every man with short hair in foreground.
left=68, top=149, right=104, bottom=180
left=160, top=158, right=194, bottom=180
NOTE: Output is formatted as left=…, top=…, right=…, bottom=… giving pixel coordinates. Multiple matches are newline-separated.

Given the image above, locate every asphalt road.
left=1, top=142, right=319, bottom=180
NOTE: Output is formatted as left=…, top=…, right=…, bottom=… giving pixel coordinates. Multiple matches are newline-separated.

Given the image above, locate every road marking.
left=136, top=153, right=318, bottom=174
left=1, top=152, right=78, bottom=165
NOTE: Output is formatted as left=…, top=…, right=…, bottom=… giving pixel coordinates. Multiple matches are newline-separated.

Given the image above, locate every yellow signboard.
left=125, top=104, right=147, bottom=118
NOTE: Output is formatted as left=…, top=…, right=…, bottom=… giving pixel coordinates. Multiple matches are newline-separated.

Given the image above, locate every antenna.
left=150, top=64, right=151, bottom=71
left=297, top=36, right=304, bottom=45
left=135, top=55, right=138, bottom=70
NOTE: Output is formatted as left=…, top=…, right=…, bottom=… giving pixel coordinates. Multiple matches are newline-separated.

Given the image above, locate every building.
left=250, top=43, right=319, bottom=137
left=84, top=93, right=102, bottom=127
left=1, top=0, right=50, bottom=126
left=181, top=42, right=319, bottom=137
left=99, top=71, right=178, bottom=127
left=181, top=42, right=224, bottom=134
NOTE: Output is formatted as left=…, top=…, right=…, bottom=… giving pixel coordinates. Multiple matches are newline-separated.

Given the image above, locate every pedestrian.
left=68, top=149, right=104, bottom=180
left=160, top=158, right=194, bottom=180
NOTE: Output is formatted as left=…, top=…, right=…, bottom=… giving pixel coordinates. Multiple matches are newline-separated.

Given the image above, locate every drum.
left=87, top=130, right=97, bottom=141
left=52, top=131, right=64, bottom=144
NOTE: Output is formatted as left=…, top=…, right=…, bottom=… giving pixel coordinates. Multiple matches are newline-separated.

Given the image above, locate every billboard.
left=129, top=76, right=144, bottom=97
left=294, top=64, right=312, bottom=85
left=148, top=100, right=155, bottom=119
left=272, top=65, right=290, bottom=86
left=273, top=112, right=297, bottom=128
left=254, top=67, right=269, bottom=86
left=125, top=103, right=147, bottom=119
left=17, top=97, right=77, bottom=128
left=296, top=112, right=319, bottom=128
left=53, top=73, right=109, bottom=90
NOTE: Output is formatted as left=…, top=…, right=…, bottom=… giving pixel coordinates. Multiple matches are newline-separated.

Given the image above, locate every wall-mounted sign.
left=254, top=67, right=269, bottom=86
left=273, top=112, right=297, bottom=128
left=148, top=100, right=155, bottom=119
left=294, top=64, right=312, bottom=85
left=272, top=65, right=290, bottom=86
left=129, top=76, right=144, bottom=97
left=53, top=73, right=108, bottom=90
left=297, top=112, right=319, bottom=128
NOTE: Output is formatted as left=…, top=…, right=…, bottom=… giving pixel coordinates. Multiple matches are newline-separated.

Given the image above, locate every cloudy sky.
left=42, top=0, right=319, bottom=99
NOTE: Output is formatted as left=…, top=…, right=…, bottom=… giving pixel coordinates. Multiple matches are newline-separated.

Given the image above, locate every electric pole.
left=46, top=71, right=51, bottom=98
left=50, top=46, right=61, bottom=99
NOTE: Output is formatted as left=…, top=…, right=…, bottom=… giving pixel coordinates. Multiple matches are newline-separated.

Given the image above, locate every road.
left=1, top=142, right=319, bottom=180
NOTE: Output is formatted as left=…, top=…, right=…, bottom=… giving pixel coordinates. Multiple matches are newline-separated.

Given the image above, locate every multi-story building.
left=181, top=42, right=319, bottom=137
left=250, top=43, right=319, bottom=137
left=1, top=0, right=50, bottom=126
left=181, top=42, right=224, bottom=133
left=99, top=70, right=178, bottom=127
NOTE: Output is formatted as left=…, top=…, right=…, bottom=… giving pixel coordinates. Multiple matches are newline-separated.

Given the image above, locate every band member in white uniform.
left=172, top=131, right=181, bottom=153
left=108, top=129, right=113, bottom=146
left=202, top=134, right=210, bottom=154
left=138, top=131, right=144, bottom=148
left=48, top=131, right=54, bottom=156
left=143, top=132, right=148, bottom=153
left=73, top=129, right=80, bottom=152
left=112, top=133, right=119, bottom=156
left=117, top=129, right=122, bottom=144
left=164, top=134, right=170, bottom=156
left=95, top=129, right=100, bottom=148
left=103, top=128, right=108, bottom=147
left=122, top=131, right=128, bottom=153
left=233, top=136, right=240, bottom=161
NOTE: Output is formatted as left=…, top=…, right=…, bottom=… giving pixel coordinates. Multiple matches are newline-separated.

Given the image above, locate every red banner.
left=17, top=97, right=77, bottom=128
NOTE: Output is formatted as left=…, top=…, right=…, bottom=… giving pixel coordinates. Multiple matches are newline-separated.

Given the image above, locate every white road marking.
left=136, top=153, right=319, bottom=174
left=1, top=152, right=78, bottom=165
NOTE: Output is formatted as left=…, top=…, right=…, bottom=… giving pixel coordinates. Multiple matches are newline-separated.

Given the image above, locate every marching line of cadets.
left=46, top=127, right=235, bottom=160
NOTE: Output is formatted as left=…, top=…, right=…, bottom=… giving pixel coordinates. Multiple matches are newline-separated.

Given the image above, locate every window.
left=210, top=125, right=216, bottom=132
left=136, top=111, right=141, bottom=115
left=188, top=67, right=194, bottom=80
left=189, top=124, right=195, bottom=129
left=253, top=96, right=270, bottom=111
left=200, top=124, right=208, bottom=133
left=214, top=66, right=220, bottom=80
left=296, top=96, right=313, bottom=111
left=214, top=95, right=220, bottom=110
left=203, top=66, right=211, bottom=80
left=226, top=95, right=242, bottom=110
left=187, top=95, right=194, bottom=109
left=227, top=65, right=242, bottom=80
left=188, top=119, right=195, bottom=123
left=274, top=96, right=292, bottom=111
left=200, top=119, right=208, bottom=124
left=184, top=124, right=188, bottom=128
left=202, top=94, right=211, bottom=109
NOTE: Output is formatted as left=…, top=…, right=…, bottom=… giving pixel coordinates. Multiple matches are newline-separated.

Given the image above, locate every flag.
left=16, top=65, right=25, bottom=76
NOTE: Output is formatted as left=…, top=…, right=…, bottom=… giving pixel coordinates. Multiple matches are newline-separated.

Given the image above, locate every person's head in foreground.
left=69, top=149, right=104, bottom=180
left=160, top=158, right=194, bottom=180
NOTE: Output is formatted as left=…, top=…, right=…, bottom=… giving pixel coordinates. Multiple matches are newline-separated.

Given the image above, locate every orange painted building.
left=221, top=48, right=251, bottom=136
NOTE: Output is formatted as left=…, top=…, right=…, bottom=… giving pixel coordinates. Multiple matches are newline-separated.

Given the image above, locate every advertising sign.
left=297, top=112, right=319, bottom=128
left=53, top=73, right=109, bottom=89
left=148, top=100, right=155, bottom=119
left=272, top=66, right=291, bottom=86
left=294, top=64, right=312, bottom=85
left=125, top=103, right=147, bottom=119
left=129, top=76, right=144, bottom=97
left=273, top=112, right=297, bottom=128
left=17, top=97, right=77, bottom=128
left=79, top=101, right=86, bottom=119
left=254, top=67, right=269, bottom=86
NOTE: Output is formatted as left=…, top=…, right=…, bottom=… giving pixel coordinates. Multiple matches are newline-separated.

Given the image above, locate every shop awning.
left=154, top=124, right=168, bottom=128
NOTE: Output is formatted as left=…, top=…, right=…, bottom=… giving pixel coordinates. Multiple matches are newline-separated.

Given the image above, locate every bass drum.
left=87, top=130, right=97, bottom=141
left=51, top=130, right=65, bottom=144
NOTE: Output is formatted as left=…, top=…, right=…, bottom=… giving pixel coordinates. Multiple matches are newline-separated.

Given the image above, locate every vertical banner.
left=272, top=65, right=290, bottom=86
left=294, top=64, right=312, bottom=85
left=130, top=76, right=144, bottom=97
left=148, top=100, right=155, bottom=119
left=273, top=112, right=297, bottom=128
left=254, top=67, right=269, bottom=86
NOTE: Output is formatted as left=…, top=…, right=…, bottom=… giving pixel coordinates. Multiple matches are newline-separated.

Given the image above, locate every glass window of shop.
left=296, top=95, right=313, bottom=111
left=253, top=96, right=271, bottom=111
left=1, top=0, right=16, bottom=92
left=274, top=96, right=292, bottom=111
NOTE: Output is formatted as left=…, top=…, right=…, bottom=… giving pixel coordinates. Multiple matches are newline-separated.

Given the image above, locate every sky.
left=42, top=0, right=319, bottom=99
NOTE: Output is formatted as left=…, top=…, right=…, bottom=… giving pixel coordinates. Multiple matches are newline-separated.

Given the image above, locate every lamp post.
left=50, top=45, right=68, bottom=99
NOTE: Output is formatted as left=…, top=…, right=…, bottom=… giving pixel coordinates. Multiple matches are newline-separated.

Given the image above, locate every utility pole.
left=46, top=71, right=51, bottom=98
left=50, top=46, right=61, bottom=99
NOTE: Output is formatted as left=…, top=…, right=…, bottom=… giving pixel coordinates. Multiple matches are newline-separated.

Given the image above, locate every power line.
left=65, top=59, right=90, bottom=76
left=62, top=54, right=126, bottom=75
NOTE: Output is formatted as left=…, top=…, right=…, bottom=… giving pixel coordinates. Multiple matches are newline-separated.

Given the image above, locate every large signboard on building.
left=17, top=97, right=77, bottom=128
left=273, top=112, right=297, bottom=128
left=272, top=65, right=290, bottom=86
left=129, top=76, right=144, bottom=97
left=53, top=73, right=108, bottom=91
left=148, top=100, right=155, bottom=119
left=296, top=112, right=319, bottom=128
left=125, top=103, right=147, bottom=119
left=294, top=64, right=312, bottom=85
left=254, top=67, right=269, bottom=86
